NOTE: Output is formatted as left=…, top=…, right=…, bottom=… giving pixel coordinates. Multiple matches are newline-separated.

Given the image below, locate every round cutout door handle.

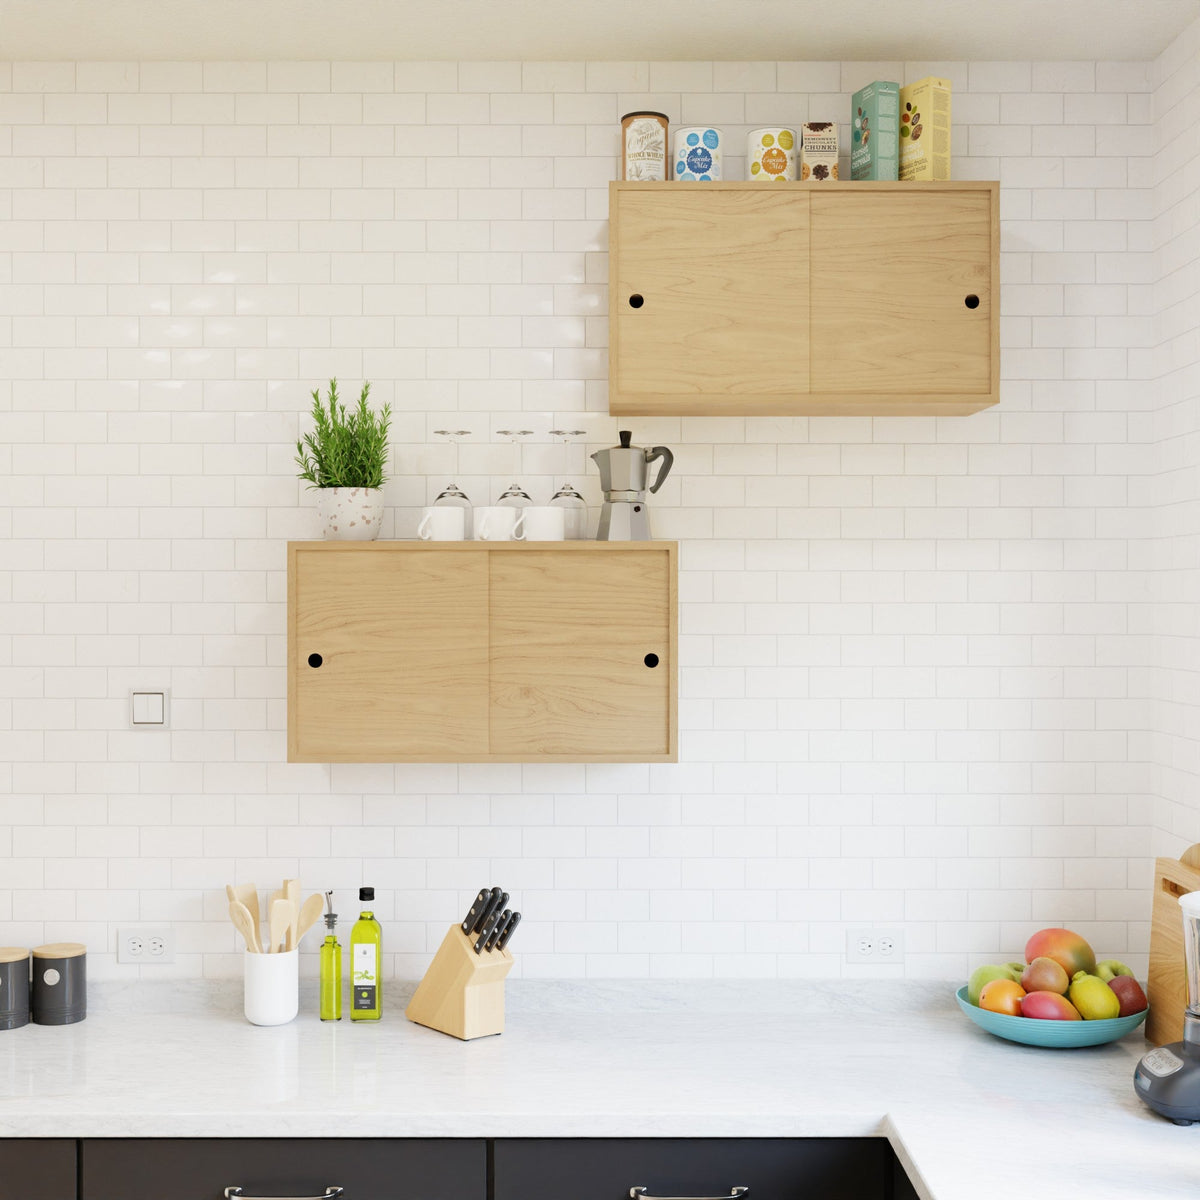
left=629, top=293, right=645, bottom=308
left=644, top=653, right=660, bottom=668
left=964, top=293, right=980, bottom=309
left=307, top=653, right=323, bottom=668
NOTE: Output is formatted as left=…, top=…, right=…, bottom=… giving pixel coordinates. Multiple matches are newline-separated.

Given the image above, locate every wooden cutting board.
left=1147, top=843, right=1200, bottom=1046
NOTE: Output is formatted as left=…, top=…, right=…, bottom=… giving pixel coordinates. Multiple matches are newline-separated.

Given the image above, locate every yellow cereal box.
left=899, top=76, right=951, bottom=181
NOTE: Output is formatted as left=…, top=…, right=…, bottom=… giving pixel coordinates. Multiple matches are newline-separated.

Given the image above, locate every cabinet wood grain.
left=609, top=180, right=999, bottom=416
left=288, top=541, right=677, bottom=763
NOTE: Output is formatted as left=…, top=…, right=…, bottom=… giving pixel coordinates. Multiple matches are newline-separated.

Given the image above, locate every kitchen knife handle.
left=225, top=1188, right=343, bottom=1200
left=631, top=1189, right=747, bottom=1200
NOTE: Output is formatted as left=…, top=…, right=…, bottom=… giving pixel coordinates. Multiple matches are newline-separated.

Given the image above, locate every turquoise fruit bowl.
left=955, top=985, right=1148, bottom=1048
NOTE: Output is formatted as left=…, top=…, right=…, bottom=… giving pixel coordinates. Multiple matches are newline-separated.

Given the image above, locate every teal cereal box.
left=851, top=81, right=899, bottom=181
left=899, top=76, right=952, bottom=181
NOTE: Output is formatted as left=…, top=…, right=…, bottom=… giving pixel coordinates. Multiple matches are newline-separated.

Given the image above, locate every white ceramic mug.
left=243, top=948, right=298, bottom=1027
left=476, top=506, right=519, bottom=541
left=417, top=506, right=465, bottom=541
left=513, top=506, right=565, bottom=541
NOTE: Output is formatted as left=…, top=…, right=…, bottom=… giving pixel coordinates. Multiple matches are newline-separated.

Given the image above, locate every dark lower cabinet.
left=493, top=1138, right=890, bottom=1200
left=0, top=1138, right=76, bottom=1200
left=79, top=1138, right=485, bottom=1200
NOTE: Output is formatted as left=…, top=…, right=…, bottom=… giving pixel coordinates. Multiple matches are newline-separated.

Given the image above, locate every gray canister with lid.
left=31, top=943, right=86, bottom=1025
left=0, top=948, right=30, bottom=1030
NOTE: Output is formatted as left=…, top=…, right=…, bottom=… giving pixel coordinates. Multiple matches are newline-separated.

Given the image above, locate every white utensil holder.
left=243, top=948, right=298, bottom=1026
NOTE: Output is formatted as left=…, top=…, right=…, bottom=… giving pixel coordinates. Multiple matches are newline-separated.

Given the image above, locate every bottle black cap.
left=360, top=886, right=374, bottom=902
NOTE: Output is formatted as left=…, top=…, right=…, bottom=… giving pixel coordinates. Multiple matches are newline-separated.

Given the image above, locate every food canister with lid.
left=31, top=942, right=86, bottom=1026
left=747, top=127, right=797, bottom=181
left=621, top=111, right=669, bottom=181
left=0, top=948, right=30, bottom=1030
left=673, top=127, right=723, bottom=180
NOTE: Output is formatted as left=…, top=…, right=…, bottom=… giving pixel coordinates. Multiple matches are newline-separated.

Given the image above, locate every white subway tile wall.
left=1151, top=19, right=1200, bottom=858
left=0, top=37, right=1189, bottom=981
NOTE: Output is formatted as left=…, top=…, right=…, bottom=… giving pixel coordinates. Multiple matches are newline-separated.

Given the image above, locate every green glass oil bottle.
left=319, top=891, right=342, bottom=1021
left=350, top=886, right=382, bottom=1021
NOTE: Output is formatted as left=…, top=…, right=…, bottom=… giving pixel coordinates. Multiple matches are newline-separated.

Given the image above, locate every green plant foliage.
left=295, top=379, right=392, bottom=490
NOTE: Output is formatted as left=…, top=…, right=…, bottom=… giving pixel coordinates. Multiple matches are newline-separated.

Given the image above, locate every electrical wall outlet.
left=846, top=928, right=905, bottom=964
left=118, top=926, right=176, bottom=965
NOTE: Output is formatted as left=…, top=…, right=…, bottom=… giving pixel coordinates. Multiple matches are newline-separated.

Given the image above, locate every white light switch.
left=131, top=691, right=167, bottom=727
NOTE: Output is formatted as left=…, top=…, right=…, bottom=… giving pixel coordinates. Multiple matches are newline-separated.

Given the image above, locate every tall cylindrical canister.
left=31, top=943, right=86, bottom=1026
left=747, top=127, right=797, bottom=181
left=0, top=949, right=30, bottom=1031
left=621, top=111, right=669, bottom=181
left=673, top=127, right=723, bottom=180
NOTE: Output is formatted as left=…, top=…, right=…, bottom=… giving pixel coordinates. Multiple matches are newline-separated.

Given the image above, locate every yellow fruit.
left=1068, top=971, right=1120, bottom=1020
left=980, top=979, right=1026, bottom=1016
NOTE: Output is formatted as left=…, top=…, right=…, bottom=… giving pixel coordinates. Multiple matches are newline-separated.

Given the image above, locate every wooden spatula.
left=229, top=900, right=261, bottom=954
left=284, top=879, right=301, bottom=951
left=269, top=898, right=294, bottom=954
left=226, top=883, right=261, bottom=952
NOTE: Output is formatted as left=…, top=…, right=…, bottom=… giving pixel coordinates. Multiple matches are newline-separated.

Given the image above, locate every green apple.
left=1096, top=959, right=1135, bottom=982
left=968, top=962, right=1025, bottom=1006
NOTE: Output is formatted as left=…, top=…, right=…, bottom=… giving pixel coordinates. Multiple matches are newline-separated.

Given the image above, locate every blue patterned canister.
left=672, top=127, right=723, bottom=181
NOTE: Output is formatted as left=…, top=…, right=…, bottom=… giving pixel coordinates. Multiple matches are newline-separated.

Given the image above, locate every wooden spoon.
left=229, top=900, right=261, bottom=954
left=225, top=883, right=261, bottom=952
left=295, top=893, right=325, bottom=946
left=269, top=898, right=294, bottom=954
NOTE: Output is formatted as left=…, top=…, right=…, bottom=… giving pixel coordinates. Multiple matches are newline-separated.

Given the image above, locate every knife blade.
left=484, top=909, right=512, bottom=952
left=495, top=911, right=521, bottom=952
left=461, top=888, right=491, bottom=935
left=474, top=892, right=509, bottom=953
left=473, top=886, right=504, bottom=934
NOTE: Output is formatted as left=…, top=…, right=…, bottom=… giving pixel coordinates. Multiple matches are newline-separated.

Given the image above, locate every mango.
left=1021, top=990, right=1082, bottom=1020
left=1069, top=970, right=1120, bottom=1020
left=967, top=962, right=1025, bottom=1006
left=1025, top=928, right=1097, bottom=977
left=1021, top=955, right=1069, bottom=996
left=980, top=979, right=1025, bottom=1016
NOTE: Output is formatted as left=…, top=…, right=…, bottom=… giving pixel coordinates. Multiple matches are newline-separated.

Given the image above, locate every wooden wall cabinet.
left=288, top=541, right=677, bottom=764
left=609, top=180, right=999, bottom=417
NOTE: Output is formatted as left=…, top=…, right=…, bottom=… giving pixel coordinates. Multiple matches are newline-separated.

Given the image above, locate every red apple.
left=1107, top=974, right=1148, bottom=1017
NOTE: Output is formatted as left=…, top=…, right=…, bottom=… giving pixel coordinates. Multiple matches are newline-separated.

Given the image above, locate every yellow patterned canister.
left=747, top=128, right=796, bottom=182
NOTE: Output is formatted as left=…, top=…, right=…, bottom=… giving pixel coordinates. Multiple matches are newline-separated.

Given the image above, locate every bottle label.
left=352, top=942, right=377, bottom=1010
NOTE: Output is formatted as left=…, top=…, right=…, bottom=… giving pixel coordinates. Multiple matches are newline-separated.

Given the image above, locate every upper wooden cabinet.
left=288, top=541, right=677, bottom=764
left=609, top=180, right=998, bottom=417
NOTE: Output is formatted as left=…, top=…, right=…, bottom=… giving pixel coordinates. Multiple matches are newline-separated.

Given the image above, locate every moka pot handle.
left=645, top=446, right=674, bottom=494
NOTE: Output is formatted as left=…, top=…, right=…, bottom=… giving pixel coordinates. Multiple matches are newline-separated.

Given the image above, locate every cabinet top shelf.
left=611, top=179, right=998, bottom=193
left=288, top=540, right=677, bottom=552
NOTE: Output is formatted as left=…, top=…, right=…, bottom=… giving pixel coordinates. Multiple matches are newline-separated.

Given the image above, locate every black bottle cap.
left=619, top=430, right=632, bottom=448
left=360, top=886, right=374, bottom=902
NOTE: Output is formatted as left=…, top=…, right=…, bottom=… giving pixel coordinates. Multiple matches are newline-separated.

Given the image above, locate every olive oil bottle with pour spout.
left=350, top=886, right=382, bottom=1020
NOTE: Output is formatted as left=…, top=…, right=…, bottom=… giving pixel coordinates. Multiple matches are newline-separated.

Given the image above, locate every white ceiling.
left=0, top=0, right=1197, bottom=62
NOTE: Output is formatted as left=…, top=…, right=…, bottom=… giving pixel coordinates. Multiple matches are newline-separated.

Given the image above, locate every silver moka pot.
left=590, top=430, right=674, bottom=541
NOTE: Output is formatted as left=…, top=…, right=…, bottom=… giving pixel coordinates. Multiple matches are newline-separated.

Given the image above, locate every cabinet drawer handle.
left=631, top=1188, right=748, bottom=1200
left=964, top=293, right=980, bottom=309
left=225, top=1188, right=343, bottom=1200
left=307, top=653, right=323, bottom=668
left=629, top=293, right=645, bottom=308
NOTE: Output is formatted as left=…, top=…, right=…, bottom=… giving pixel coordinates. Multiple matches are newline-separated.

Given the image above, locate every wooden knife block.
left=405, top=923, right=514, bottom=1041
left=1147, top=843, right=1200, bottom=1046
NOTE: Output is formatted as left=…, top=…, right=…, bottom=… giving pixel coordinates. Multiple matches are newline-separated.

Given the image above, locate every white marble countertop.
left=0, top=980, right=1197, bottom=1200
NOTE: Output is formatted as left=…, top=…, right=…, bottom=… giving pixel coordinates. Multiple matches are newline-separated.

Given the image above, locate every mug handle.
left=512, top=512, right=526, bottom=541
left=418, top=511, right=433, bottom=540
left=478, top=513, right=490, bottom=540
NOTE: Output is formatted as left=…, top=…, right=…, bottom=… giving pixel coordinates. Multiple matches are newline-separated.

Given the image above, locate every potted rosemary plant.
left=295, top=379, right=392, bottom=540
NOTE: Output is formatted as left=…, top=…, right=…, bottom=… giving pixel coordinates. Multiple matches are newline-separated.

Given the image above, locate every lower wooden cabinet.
left=0, top=1138, right=75, bottom=1200
left=493, top=1138, right=891, bottom=1200
left=79, top=1138, right=485, bottom=1200
left=288, top=541, right=678, bottom=763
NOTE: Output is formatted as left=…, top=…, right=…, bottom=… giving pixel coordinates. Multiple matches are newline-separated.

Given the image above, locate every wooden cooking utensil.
left=284, top=879, right=301, bottom=951
left=1147, top=842, right=1200, bottom=1045
left=295, top=893, right=325, bottom=946
left=229, top=900, right=261, bottom=954
left=226, top=883, right=260, bottom=951
left=269, top=898, right=294, bottom=955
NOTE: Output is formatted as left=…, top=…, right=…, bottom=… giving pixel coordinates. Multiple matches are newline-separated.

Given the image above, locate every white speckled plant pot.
left=315, top=487, right=384, bottom=541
